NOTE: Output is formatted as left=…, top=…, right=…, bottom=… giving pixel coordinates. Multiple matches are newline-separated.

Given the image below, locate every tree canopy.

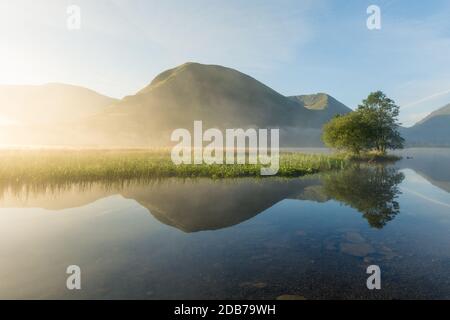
left=322, top=91, right=404, bottom=154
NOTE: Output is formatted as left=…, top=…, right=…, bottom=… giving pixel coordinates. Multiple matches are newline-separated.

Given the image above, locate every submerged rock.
left=344, top=231, right=365, bottom=243
left=340, top=242, right=374, bottom=257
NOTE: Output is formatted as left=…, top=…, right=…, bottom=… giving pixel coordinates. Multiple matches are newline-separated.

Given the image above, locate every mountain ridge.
left=68, top=62, right=352, bottom=147
left=403, top=103, right=450, bottom=146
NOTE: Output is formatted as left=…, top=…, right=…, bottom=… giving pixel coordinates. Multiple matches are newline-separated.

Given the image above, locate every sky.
left=0, top=0, right=450, bottom=126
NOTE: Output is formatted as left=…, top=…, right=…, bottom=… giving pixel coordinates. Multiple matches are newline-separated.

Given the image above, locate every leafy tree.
left=322, top=112, right=371, bottom=154
left=357, top=91, right=404, bottom=153
left=322, top=91, right=404, bottom=154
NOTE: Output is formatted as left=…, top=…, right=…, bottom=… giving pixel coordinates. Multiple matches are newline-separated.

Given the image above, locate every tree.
left=322, top=112, right=371, bottom=154
left=322, top=91, right=404, bottom=154
left=357, top=91, right=404, bottom=154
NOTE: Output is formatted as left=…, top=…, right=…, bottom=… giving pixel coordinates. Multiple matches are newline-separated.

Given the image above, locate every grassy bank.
left=0, top=149, right=354, bottom=185
left=0, top=149, right=401, bottom=188
left=344, top=151, right=402, bottom=163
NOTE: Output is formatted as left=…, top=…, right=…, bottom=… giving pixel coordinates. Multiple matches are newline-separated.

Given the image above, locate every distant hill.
left=0, top=83, right=118, bottom=125
left=289, top=93, right=352, bottom=126
left=403, top=103, right=450, bottom=147
left=0, top=63, right=351, bottom=147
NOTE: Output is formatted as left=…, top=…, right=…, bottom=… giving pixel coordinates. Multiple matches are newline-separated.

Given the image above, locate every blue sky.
left=1, top=0, right=449, bottom=126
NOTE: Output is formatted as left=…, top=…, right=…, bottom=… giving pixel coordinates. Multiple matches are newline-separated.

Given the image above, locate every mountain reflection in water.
left=1, top=165, right=405, bottom=231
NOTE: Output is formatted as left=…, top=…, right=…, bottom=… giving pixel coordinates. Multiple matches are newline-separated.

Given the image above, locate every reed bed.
left=0, top=149, right=350, bottom=186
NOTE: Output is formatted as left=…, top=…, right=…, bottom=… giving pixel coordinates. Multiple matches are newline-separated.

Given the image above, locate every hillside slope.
left=0, top=83, right=118, bottom=125
left=80, top=63, right=351, bottom=146
left=403, top=103, right=450, bottom=146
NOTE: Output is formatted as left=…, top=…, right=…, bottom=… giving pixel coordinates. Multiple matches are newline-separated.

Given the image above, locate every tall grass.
left=0, top=149, right=350, bottom=187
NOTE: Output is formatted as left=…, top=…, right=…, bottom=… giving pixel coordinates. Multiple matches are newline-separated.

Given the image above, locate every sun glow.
left=0, top=115, right=18, bottom=126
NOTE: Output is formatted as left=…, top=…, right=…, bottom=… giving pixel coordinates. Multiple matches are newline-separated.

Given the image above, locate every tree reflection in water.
left=322, top=165, right=404, bottom=228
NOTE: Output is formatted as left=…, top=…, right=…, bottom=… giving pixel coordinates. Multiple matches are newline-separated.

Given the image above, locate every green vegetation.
left=345, top=150, right=401, bottom=163
left=322, top=111, right=369, bottom=154
left=0, top=150, right=350, bottom=187
left=323, top=91, right=404, bottom=155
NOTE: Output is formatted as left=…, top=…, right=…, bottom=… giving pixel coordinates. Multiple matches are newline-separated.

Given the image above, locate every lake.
left=0, top=148, right=449, bottom=299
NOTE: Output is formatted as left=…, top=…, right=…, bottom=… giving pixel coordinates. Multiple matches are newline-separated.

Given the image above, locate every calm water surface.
left=0, top=148, right=449, bottom=299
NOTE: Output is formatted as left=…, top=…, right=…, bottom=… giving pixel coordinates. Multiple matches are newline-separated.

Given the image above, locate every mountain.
left=77, top=63, right=351, bottom=147
left=0, top=83, right=118, bottom=125
left=0, top=63, right=351, bottom=147
left=289, top=93, right=352, bottom=125
left=403, top=103, right=450, bottom=146
left=81, top=62, right=312, bottom=146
